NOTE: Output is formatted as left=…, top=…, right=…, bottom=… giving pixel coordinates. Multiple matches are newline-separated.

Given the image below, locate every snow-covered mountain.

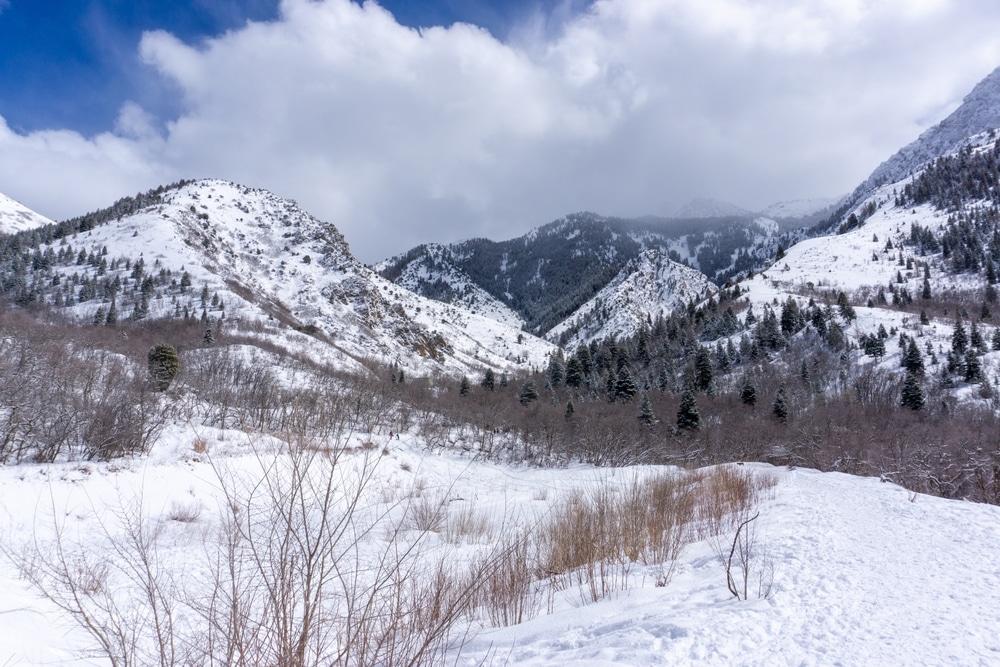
left=2, top=180, right=554, bottom=376
left=547, top=249, right=716, bottom=348
left=0, top=192, right=51, bottom=235
left=374, top=243, right=525, bottom=329
left=825, top=65, right=1000, bottom=230
left=379, top=212, right=793, bottom=337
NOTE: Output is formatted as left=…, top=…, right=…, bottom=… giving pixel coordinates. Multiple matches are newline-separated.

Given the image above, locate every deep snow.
left=2, top=424, right=999, bottom=666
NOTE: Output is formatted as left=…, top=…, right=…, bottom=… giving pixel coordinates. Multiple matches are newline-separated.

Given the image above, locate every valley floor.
left=1, top=424, right=998, bottom=666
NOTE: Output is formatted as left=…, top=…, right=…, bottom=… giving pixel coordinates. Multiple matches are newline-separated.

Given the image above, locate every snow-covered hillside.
left=736, top=130, right=1000, bottom=392
left=23, top=180, right=554, bottom=376
left=2, top=426, right=998, bottom=666
left=0, top=192, right=51, bottom=235
left=548, top=249, right=716, bottom=347
left=836, top=64, right=1000, bottom=225
left=375, top=243, right=525, bottom=329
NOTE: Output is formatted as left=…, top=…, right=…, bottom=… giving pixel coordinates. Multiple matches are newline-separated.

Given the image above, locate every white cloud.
left=2, top=0, right=1000, bottom=261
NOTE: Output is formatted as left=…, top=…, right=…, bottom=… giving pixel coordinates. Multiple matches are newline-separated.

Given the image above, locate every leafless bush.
left=6, top=490, right=184, bottom=666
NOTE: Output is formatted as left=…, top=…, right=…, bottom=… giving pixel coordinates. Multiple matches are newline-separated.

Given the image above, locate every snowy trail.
left=463, top=467, right=1000, bottom=666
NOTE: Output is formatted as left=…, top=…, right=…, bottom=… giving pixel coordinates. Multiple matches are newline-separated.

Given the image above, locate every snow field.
left=2, top=423, right=1000, bottom=665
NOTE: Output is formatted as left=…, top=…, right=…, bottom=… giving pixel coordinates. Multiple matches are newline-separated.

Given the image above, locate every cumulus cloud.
left=2, top=0, right=1000, bottom=261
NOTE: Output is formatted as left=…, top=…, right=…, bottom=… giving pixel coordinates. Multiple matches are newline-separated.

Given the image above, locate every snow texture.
left=547, top=249, right=716, bottom=347
left=41, top=179, right=555, bottom=376
left=1, top=429, right=998, bottom=666
left=0, top=192, right=52, bottom=235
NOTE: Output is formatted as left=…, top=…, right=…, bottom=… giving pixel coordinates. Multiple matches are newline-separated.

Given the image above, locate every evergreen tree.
left=564, top=357, right=583, bottom=388
left=740, top=380, right=757, bottom=407
left=614, top=365, right=639, bottom=403
left=203, top=327, right=214, bottom=345
left=715, top=341, right=731, bottom=373
left=902, top=338, right=924, bottom=376
left=965, top=349, right=982, bottom=383
left=481, top=368, right=496, bottom=391
left=901, top=372, right=925, bottom=411
left=992, top=327, right=1000, bottom=351
left=837, top=292, right=856, bottom=323
left=565, top=400, right=575, bottom=419
left=676, top=389, right=700, bottom=431
left=576, top=345, right=593, bottom=377
left=147, top=344, right=179, bottom=392
left=694, top=346, right=713, bottom=392
left=519, top=379, right=539, bottom=405
left=547, top=355, right=565, bottom=387
left=971, top=322, right=986, bottom=353
left=459, top=376, right=470, bottom=396
left=105, top=299, right=118, bottom=325
left=772, top=388, right=789, bottom=425
left=638, top=393, right=655, bottom=426
left=952, top=319, right=968, bottom=355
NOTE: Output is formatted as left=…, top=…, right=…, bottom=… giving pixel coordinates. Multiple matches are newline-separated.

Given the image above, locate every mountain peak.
left=834, top=64, right=1000, bottom=224
left=0, top=192, right=52, bottom=235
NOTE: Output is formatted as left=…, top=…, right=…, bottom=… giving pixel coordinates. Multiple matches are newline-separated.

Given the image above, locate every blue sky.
left=1, top=1, right=999, bottom=262
left=0, top=0, right=579, bottom=135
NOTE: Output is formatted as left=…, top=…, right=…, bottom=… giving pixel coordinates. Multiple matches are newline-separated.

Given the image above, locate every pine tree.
left=676, top=389, right=700, bottom=431
left=459, top=376, right=470, bottom=396
left=481, top=368, right=496, bottom=391
left=901, top=372, right=925, bottom=411
left=971, top=322, right=986, bottom=353
left=519, top=379, right=539, bottom=405
left=547, top=355, right=565, bottom=387
left=772, top=388, right=789, bottom=425
left=694, top=346, right=713, bottom=392
left=565, top=400, right=575, bottom=419
left=740, top=380, right=757, bottom=407
left=564, top=357, right=583, bottom=388
left=203, top=327, right=214, bottom=345
left=613, top=365, right=639, bottom=403
left=638, top=393, right=655, bottom=426
left=105, top=299, right=118, bottom=325
left=964, top=349, right=982, bottom=383
left=992, top=327, right=1000, bottom=351
left=952, top=319, right=968, bottom=355
left=902, top=339, right=924, bottom=376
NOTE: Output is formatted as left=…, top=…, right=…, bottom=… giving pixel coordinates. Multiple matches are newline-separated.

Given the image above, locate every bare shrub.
left=7, top=490, right=184, bottom=666
left=474, top=531, right=538, bottom=627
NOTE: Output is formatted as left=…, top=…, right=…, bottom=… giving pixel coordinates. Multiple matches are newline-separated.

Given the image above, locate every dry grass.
left=444, top=502, right=493, bottom=544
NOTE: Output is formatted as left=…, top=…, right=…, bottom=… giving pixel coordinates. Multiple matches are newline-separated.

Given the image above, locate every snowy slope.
left=736, top=131, right=1000, bottom=392
left=40, top=180, right=554, bottom=376
left=548, top=249, right=716, bottom=347
left=462, top=465, right=1000, bottom=666
left=375, top=243, right=526, bottom=329
left=836, top=64, right=1000, bottom=224
left=0, top=192, right=51, bottom=234
left=2, top=428, right=999, bottom=666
